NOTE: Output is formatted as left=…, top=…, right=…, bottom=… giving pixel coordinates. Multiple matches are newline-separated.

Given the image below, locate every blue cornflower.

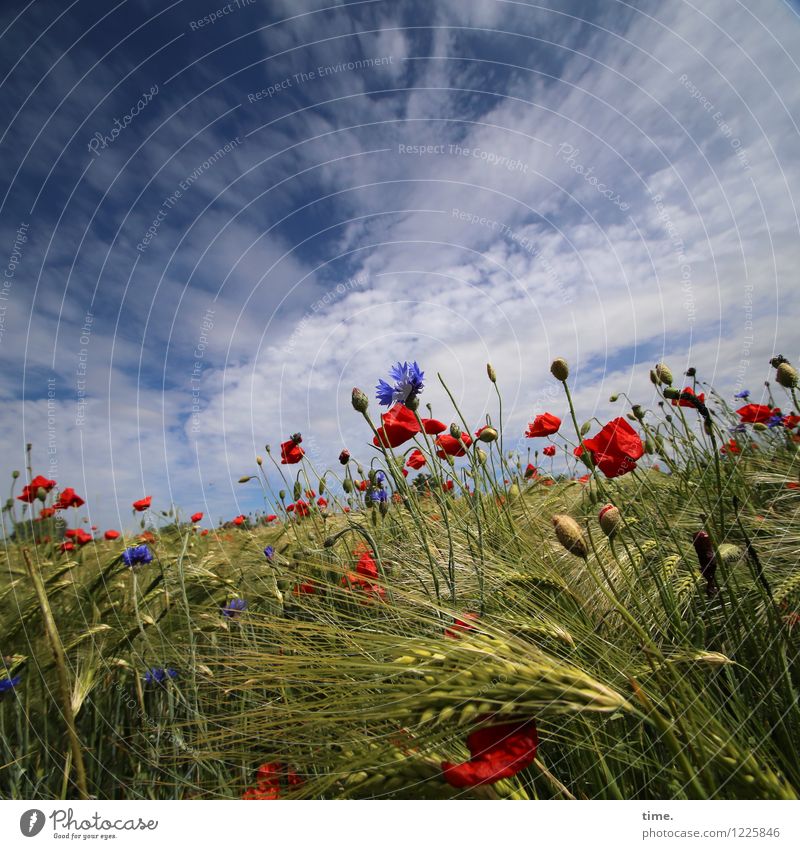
left=730, top=423, right=747, bottom=434
left=368, top=488, right=388, bottom=504
left=734, top=390, right=750, bottom=399
left=122, top=545, right=153, bottom=568
left=143, top=667, right=178, bottom=685
left=221, top=598, right=248, bottom=618
left=264, top=545, right=274, bottom=561
left=0, top=675, right=21, bottom=694
left=767, top=413, right=785, bottom=429
left=376, top=361, right=425, bottom=407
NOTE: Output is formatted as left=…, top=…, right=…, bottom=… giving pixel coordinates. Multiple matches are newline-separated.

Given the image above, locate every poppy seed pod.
left=477, top=426, right=498, bottom=443
left=550, top=358, right=569, bottom=382
left=552, top=514, right=588, bottom=558
left=351, top=387, right=369, bottom=413
left=598, top=504, right=621, bottom=538
left=776, top=362, right=798, bottom=389
left=654, top=363, right=673, bottom=386
left=487, top=363, right=497, bottom=383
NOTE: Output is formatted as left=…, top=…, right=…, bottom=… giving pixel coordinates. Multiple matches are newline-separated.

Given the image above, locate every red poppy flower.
left=543, top=445, right=556, bottom=457
left=293, top=582, right=317, bottom=596
left=191, top=512, right=203, bottom=523
left=132, top=496, right=152, bottom=512
left=720, top=439, right=741, bottom=456
left=373, top=404, right=445, bottom=448
left=140, top=531, right=156, bottom=542
left=317, top=497, right=328, bottom=508
left=783, top=414, right=800, bottom=429
left=305, top=489, right=316, bottom=499
left=576, top=418, right=643, bottom=478
left=60, top=541, right=75, bottom=553
left=280, top=438, right=304, bottom=464
left=17, top=475, right=57, bottom=502
left=577, top=474, right=590, bottom=484
left=435, top=433, right=473, bottom=458
left=288, top=500, right=309, bottom=517
left=233, top=515, right=246, bottom=526
left=525, top=413, right=561, bottom=438
left=200, top=529, right=209, bottom=536
left=265, top=514, right=277, bottom=522
left=242, top=763, right=303, bottom=800
left=55, top=487, right=85, bottom=510
left=444, top=612, right=479, bottom=639
left=442, top=479, right=454, bottom=491
left=786, top=481, right=799, bottom=490
left=39, top=507, right=57, bottom=518
left=343, top=506, right=351, bottom=513
left=737, top=403, right=774, bottom=424
left=104, top=530, right=120, bottom=540
left=524, top=463, right=538, bottom=479
left=406, top=449, right=427, bottom=470
left=66, top=528, right=93, bottom=545
left=442, top=717, right=539, bottom=788
left=402, top=469, right=408, bottom=477
left=672, top=387, right=706, bottom=408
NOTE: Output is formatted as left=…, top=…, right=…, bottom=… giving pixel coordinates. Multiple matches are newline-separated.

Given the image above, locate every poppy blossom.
left=139, top=531, right=155, bottom=542
left=17, top=475, right=56, bottom=503
left=435, top=433, right=473, bottom=458
left=577, top=474, right=591, bottom=484
left=104, top=529, right=120, bottom=540
left=59, top=541, right=75, bottom=553
left=524, top=464, right=538, bottom=479
left=720, top=439, right=741, bottom=456
left=406, top=449, right=427, bottom=470
left=200, top=529, right=209, bottom=536
left=280, top=435, right=304, bottom=464
left=376, top=361, right=425, bottom=407
left=441, top=717, right=539, bottom=788
left=341, top=549, right=385, bottom=600
left=242, top=763, right=303, bottom=800
left=39, top=507, right=56, bottom=518
left=373, top=404, right=446, bottom=449
left=444, top=613, right=479, bottom=639
left=293, top=582, right=317, bottom=596
left=525, top=413, right=561, bottom=438
left=737, top=404, right=774, bottom=424
left=132, top=496, right=152, bottom=512
left=575, top=418, right=643, bottom=478
left=233, top=515, right=247, bottom=526
left=55, top=487, right=85, bottom=510
left=287, top=500, right=309, bottom=517
left=782, top=414, right=800, bottom=429
left=442, top=479, right=454, bottom=491
left=672, top=387, right=706, bottom=408
left=265, top=514, right=277, bottom=522
left=191, top=512, right=203, bottom=523
left=317, top=497, right=328, bottom=508
left=543, top=445, right=556, bottom=457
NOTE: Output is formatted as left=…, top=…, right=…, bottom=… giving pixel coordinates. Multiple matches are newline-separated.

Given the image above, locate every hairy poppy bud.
left=552, top=514, right=588, bottom=558
left=343, top=478, right=353, bottom=494
left=654, top=363, right=673, bottom=386
left=662, top=387, right=680, bottom=401
left=351, top=387, right=369, bottom=413
left=293, top=481, right=302, bottom=501
left=475, top=447, right=487, bottom=465
left=649, top=369, right=658, bottom=385
left=318, top=478, right=326, bottom=495
left=685, top=367, right=696, bottom=377
left=631, top=405, right=645, bottom=420
left=644, top=437, right=655, bottom=454
left=598, top=504, right=621, bottom=538
left=477, top=426, right=498, bottom=443
left=12, top=470, right=20, bottom=479
left=609, top=394, right=618, bottom=403
left=550, top=358, right=569, bottom=382
left=449, top=423, right=462, bottom=440
left=580, top=420, right=592, bottom=436
left=753, top=422, right=767, bottom=432
left=339, top=449, right=350, bottom=465
left=279, top=489, right=286, bottom=500
left=770, top=354, right=790, bottom=369
left=776, top=362, right=798, bottom=389
left=487, top=363, right=497, bottom=383
left=256, top=455, right=263, bottom=465
left=239, top=476, right=253, bottom=483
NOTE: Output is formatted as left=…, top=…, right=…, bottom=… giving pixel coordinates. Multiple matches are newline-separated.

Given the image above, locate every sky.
left=1, top=0, right=799, bottom=531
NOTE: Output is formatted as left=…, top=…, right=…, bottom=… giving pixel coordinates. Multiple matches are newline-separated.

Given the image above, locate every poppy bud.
left=12, top=470, right=19, bottom=479
left=293, top=482, right=302, bottom=500
left=770, top=354, right=790, bottom=369
left=662, top=388, right=680, bottom=401
left=654, top=363, right=673, bottom=386
left=449, top=423, right=462, bottom=440
left=753, top=422, right=767, bottom=432
left=649, top=370, right=658, bottom=385
left=477, top=426, right=498, bottom=443
left=626, top=413, right=637, bottom=422
left=509, top=483, right=520, bottom=498
left=256, top=455, right=263, bottom=465
left=580, top=420, right=591, bottom=436
left=631, top=405, right=645, bottom=420
left=279, top=490, right=286, bottom=500
left=487, top=363, right=497, bottom=383
left=352, top=387, right=369, bottom=413
left=550, top=358, right=569, bottom=381
left=644, top=437, right=655, bottom=454
left=265, top=444, right=271, bottom=453
left=36, top=487, right=47, bottom=501
left=598, top=504, right=621, bottom=538
left=552, top=514, right=588, bottom=558
left=609, top=394, right=618, bottom=402
left=379, top=500, right=389, bottom=516
left=776, top=362, right=798, bottom=389
left=339, top=449, right=350, bottom=465
left=291, top=433, right=302, bottom=445
left=318, top=478, right=326, bottom=495
left=343, top=478, right=353, bottom=494
left=685, top=367, right=696, bottom=377
left=239, top=476, right=253, bottom=483
left=475, top=448, right=487, bottom=465
left=406, top=396, right=420, bottom=412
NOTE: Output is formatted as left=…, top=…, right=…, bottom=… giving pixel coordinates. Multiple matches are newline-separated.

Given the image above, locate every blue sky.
left=1, top=0, right=799, bottom=530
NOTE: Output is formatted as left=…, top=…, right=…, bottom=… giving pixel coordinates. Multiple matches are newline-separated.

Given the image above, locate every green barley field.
left=2, top=358, right=799, bottom=800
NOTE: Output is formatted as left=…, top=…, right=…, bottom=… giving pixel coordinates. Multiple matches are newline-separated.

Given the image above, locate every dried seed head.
left=552, top=514, right=588, bottom=558
left=550, top=358, right=569, bottom=382
left=598, top=504, right=621, bottom=538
